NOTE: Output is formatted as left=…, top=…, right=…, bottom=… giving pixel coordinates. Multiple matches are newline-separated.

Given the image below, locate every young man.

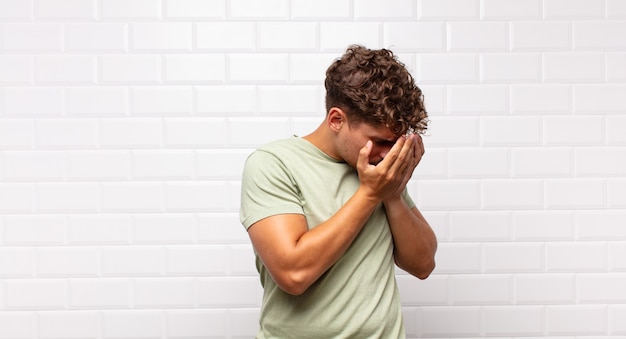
left=240, top=45, right=437, bottom=338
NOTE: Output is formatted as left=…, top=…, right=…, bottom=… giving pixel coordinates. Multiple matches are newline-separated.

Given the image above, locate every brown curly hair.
left=325, top=45, right=428, bottom=136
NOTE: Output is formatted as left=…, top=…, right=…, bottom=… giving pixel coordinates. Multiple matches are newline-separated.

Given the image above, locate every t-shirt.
left=240, top=137, right=415, bottom=339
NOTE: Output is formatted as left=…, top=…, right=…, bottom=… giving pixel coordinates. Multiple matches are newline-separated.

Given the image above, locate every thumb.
left=357, top=140, right=372, bottom=171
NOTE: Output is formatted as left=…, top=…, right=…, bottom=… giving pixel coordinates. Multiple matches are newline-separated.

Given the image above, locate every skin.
left=247, top=107, right=438, bottom=296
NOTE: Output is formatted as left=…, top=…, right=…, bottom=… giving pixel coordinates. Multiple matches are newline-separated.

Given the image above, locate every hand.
left=356, top=133, right=424, bottom=202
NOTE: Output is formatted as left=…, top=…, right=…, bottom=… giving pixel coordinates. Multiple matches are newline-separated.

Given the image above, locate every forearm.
left=384, top=197, right=437, bottom=279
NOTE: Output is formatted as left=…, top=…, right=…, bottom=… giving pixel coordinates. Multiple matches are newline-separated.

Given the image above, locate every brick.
left=258, top=22, right=317, bottom=50
left=0, top=55, right=31, bottom=84
left=101, top=0, right=161, bottom=19
left=101, top=247, right=163, bottom=276
left=578, top=273, right=626, bottom=303
left=65, top=23, right=127, bottom=51
left=319, top=22, right=382, bottom=51
left=68, top=150, right=130, bottom=180
left=196, top=22, right=256, bottom=51
left=610, top=305, right=626, bottom=334
left=68, top=214, right=131, bottom=245
left=164, top=118, right=227, bottom=147
left=38, top=311, right=99, bottom=339
left=610, top=242, right=626, bottom=271
left=448, top=22, right=508, bottom=51
left=481, top=116, right=542, bottom=146
left=608, top=0, right=626, bottom=18
left=229, top=0, right=289, bottom=18
left=481, top=0, right=541, bottom=19
left=290, top=53, right=337, bottom=83
left=132, top=150, right=194, bottom=179
left=196, top=86, right=256, bottom=114
left=545, top=179, right=606, bottom=209
left=164, top=54, right=226, bottom=83
left=396, top=274, right=448, bottom=305
left=2, top=150, right=65, bottom=181
left=482, top=179, right=543, bottom=209
left=164, top=0, right=225, bottom=18
left=67, top=86, right=128, bottom=116
left=198, top=277, right=262, bottom=307
left=166, top=245, right=229, bottom=275
left=35, top=119, right=98, bottom=149
left=0, top=23, right=63, bottom=51
left=37, top=247, right=99, bottom=277
left=511, top=21, right=571, bottom=51
left=384, top=22, right=445, bottom=51
left=100, top=118, right=163, bottom=148
left=432, top=243, right=482, bottom=274
left=230, top=244, right=257, bottom=275
left=4, top=279, right=66, bottom=310
left=166, top=309, right=229, bottom=338
left=419, top=307, right=481, bottom=337
left=131, top=23, right=192, bottom=51
left=2, top=87, right=64, bottom=116
left=228, top=54, right=289, bottom=82
left=574, top=84, right=626, bottom=113
left=575, top=147, right=626, bottom=176
left=3, top=215, right=65, bottom=245
left=69, top=278, right=131, bottom=309
left=419, top=0, right=479, bottom=19
left=481, top=53, right=541, bottom=82
left=101, top=182, right=163, bottom=212
left=134, top=278, right=196, bottom=308
left=543, top=53, right=605, bottom=82
left=354, top=0, right=415, bottom=19
left=484, top=243, right=544, bottom=272
left=228, top=117, right=290, bottom=147
left=230, top=309, right=260, bottom=337
left=574, top=21, right=626, bottom=50
left=546, top=305, right=607, bottom=335
left=449, top=211, right=511, bottom=241
left=510, top=84, right=571, bottom=114
left=513, top=211, right=574, bottom=241
left=100, top=55, right=161, bottom=84
left=608, top=179, right=626, bottom=208
left=512, top=147, right=572, bottom=177
left=448, top=148, right=509, bottom=178
left=0, top=312, right=35, bottom=339
left=484, top=306, right=544, bottom=336
left=607, top=115, right=626, bottom=145
left=577, top=211, right=626, bottom=240
left=544, top=0, right=604, bottom=19
left=417, top=179, right=481, bottom=211
left=37, top=183, right=99, bottom=212
left=258, top=85, right=319, bottom=114
left=165, top=182, right=229, bottom=212
left=417, top=53, right=478, bottom=83
left=607, top=53, right=626, bottom=81
left=0, top=0, right=32, bottom=20
left=291, top=0, right=351, bottom=18
left=546, top=242, right=607, bottom=272
left=34, top=0, right=95, bottom=19
left=543, top=116, right=604, bottom=146
left=133, top=214, right=194, bottom=244
left=515, top=274, right=575, bottom=304
left=102, top=310, right=163, bottom=338
left=196, top=213, right=249, bottom=244
left=0, top=248, right=35, bottom=277
left=451, top=275, right=512, bottom=305
left=425, top=116, right=480, bottom=146
left=131, top=87, right=193, bottom=115
left=197, top=149, right=249, bottom=179
left=0, top=183, right=35, bottom=213
left=448, top=85, right=508, bottom=114
left=412, top=147, right=446, bottom=179
left=290, top=117, right=321, bottom=138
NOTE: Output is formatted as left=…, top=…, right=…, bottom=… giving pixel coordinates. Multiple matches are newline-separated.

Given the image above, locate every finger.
left=357, top=140, right=373, bottom=171
left=377, top=135, right=406, bottom=170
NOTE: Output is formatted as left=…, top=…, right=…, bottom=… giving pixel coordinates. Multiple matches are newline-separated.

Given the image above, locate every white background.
left=1, top=0, right=626, bottom=338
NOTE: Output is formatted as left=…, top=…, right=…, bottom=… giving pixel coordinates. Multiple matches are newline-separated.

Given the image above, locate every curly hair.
left=324, top=45, right=428, bottom=136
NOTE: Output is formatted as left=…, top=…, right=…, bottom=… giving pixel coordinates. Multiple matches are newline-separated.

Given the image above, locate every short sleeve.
left=239, top=150, right=304, bottom=230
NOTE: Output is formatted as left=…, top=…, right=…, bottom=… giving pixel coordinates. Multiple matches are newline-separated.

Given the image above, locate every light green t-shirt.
left=240, top=137, right=415, bottom=339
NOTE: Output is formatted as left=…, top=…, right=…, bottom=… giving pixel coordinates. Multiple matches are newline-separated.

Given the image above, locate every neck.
left=303, top=123, right=341, bottom=161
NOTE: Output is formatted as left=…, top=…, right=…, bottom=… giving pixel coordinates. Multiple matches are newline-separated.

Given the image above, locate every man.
left=240, top=45, right=437, bottom=338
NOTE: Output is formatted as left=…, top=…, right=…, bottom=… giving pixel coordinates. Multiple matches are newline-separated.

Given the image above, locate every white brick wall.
left=0, top=1, right=625, bottom=338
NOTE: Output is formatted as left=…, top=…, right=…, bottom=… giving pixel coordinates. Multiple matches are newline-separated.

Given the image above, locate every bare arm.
left=248, top=138, right=413, bottom=295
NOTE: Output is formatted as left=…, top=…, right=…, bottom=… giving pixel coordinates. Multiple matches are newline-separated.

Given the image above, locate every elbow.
left=415, top=260, right=435, bottom=280
left=273, top=270, right=313, bottom=296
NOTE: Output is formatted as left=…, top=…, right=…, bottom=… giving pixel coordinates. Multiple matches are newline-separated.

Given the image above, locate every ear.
left=326, top=107, right=346, bottom=133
